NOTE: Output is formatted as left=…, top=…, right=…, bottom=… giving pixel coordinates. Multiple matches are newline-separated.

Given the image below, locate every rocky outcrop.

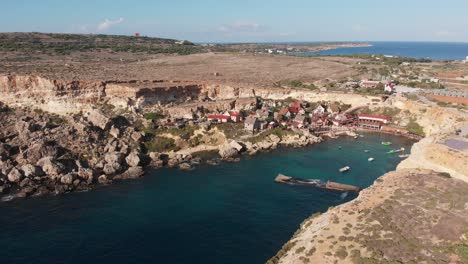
left=87, top=109, right=111, bottom=130
left=272, top=96, right=468, bottom=264
left=0, top=75, right=105, bottom=114
left=270, top=170, right=468, bottom=264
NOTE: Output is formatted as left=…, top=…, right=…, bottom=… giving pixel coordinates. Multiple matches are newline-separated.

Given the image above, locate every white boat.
left=398, top=154, right=410, bottom=158
left=364, top=150, right=370, bottom=153
left=368, top=157, right=375, bottom=162
left=339, top=166, right=351, bottom=172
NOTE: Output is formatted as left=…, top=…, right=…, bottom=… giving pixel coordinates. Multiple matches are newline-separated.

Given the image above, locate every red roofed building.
left=288, top=101, right=305, bottom=115
left=229, top=111, right=242, bottom=122
left=207, top=114, right=230, bottom=123
left=357, top=114, right=392, bottom=130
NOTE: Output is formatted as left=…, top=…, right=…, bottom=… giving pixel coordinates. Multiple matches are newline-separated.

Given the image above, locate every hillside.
left=0, top=32, right=201, bottom=55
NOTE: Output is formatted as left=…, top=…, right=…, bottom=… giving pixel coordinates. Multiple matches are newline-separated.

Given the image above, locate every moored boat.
left=381, top=141, right=392, bottom=146
left=339, top=166, right=350, bottom=172
left=387, top=147, right=405, bottom=154
left=368, top=157, right=375, bottom=162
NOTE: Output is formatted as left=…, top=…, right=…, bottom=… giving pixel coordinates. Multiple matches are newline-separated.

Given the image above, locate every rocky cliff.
left=273, top=96, right=468, bottom=264
left=0, top=75, right=105, bottom=114
left=269, top=169, right=468, bottom=264
left=0, top=75, right=376, bottom=115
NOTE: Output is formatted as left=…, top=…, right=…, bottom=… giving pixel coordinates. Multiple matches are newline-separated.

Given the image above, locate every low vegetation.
left=360, top=107, right=401, bottom=118
left=247, top=128, right=297, bottom=143
left=144, top=136, right=179, bottom=152
left=406, top=118, right=425, bottom=136
left=275, top=79, right=318, bottom=91
left=143, top=112, right=165, bottom=121
left=0, top=32, right=202, bottom=55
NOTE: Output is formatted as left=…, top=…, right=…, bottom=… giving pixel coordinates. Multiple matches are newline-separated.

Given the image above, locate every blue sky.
left=2, top=0, right=468, bottom=42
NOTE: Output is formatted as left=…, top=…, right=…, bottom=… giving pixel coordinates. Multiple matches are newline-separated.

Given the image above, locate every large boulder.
left=7, top=168, right=23, bottom=183
left=219, top=144, right=238, bottom=159
left=268, top=134, right=281, bottom=144
left=114, top=166, right=144, bottom=180
left=109, top=125, right=121, bottom=139
left=103, top=163, right=120, bottom=175
left=104, top=152, right=124, bottom=165
left=125, top=152, right=141, bottom=167
left=98, top=175, right=110, bottom=184
left=229, top=140, right=244, bottom=152
left=257, top=141, right=274, bottom=150
left=77, top=167, right=94, bottom=184
left=87, top=109, right=111, bottom=130
left=60, top=173, right=76, bottom=185
left=179, top=163, right=192, bottom=171
left=37, top=157, right=64, bottom=176
left=21, top=164, right=44, bottom=178
left=149, top=152, right=161, bottom=162
left=103, top=152, right=124, bottom=175
left=26, top=141, right=59, bottom=163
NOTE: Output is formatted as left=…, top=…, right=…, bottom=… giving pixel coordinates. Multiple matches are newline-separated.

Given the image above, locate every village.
left=151, top=94, right=421, bottom=144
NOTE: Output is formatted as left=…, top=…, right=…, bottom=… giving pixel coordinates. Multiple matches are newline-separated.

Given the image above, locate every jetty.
left=275, top=174, right=361, bottom=193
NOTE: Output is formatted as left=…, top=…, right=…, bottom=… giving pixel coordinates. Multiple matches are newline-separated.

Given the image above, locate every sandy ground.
left=0, top=52, right=363, bottom=86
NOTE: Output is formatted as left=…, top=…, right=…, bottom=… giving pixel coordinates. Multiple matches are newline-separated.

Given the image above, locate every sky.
left=2, top=0, right=468, bottom=43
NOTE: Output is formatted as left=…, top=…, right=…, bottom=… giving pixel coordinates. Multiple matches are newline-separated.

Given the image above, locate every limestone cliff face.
left=0, top=75, right=105, bottom=114
left=386, top=95, right=468, bottom=181
left=389, top=95, right=465, bottom=137
left=0, top=74, right=375, bottom=115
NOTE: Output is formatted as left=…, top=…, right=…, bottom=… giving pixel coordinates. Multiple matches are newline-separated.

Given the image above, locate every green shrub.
left=438, top=172, right=451, bottom=178
left=144, top=112, right=165, bottom=120
left=144, top=137, right=178, bottom=152
left=406, top=118, right=425, bottom=136
left=295, top=247, right=306, bottom=254
left=456, top=244, right=468, bottom=263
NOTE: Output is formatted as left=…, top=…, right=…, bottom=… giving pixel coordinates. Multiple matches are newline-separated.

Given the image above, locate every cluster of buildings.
left=264, top=47, right=295, bottom=55
left=205, top=100, right=398, bottom=135
left=342, top=80, right=396, bottom=93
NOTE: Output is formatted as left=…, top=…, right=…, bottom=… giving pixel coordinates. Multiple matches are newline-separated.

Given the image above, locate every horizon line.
left=1, top=31, right=468, bottom=44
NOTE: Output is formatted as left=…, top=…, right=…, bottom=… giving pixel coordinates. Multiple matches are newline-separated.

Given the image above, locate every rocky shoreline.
left=0, top=100, right=328, bottom=202
left=269, top=95, right=468, bottom=263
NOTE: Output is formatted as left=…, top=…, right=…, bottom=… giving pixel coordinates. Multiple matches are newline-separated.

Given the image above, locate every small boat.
left=364, top=150, right=370, bottom=153
left=368, top=157, right=375, bottom=162
left=338, top=146, right=342, bottom=150
left=353, top=135, right=359, bottom=139
left=387, top=147, right=405, bottom=154
left=381, top=141, right=392, bottom=146
left=359, top=135, right=364, bottom=138
left=399, top=154, right=410, bottom=158
left=339, top=166, right=351, bottom=172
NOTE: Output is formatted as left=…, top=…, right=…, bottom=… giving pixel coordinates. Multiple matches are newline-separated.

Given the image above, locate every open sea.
left=0, top=133, right=414, bottom=264
left=297, top=42, right=468, bottom=61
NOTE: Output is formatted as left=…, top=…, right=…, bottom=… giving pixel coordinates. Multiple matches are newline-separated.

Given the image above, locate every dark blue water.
left=298, top=42, right=468, bottom=61
left=0, top=133, right=414, bottom=264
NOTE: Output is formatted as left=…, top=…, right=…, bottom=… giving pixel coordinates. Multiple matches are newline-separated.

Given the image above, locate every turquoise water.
left=298, top=42, right=468, bottom=60
left=0, top=133, right=414, bottom=264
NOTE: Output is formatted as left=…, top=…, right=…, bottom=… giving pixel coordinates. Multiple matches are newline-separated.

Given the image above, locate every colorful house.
left=207, top=114, right=230, bottom=123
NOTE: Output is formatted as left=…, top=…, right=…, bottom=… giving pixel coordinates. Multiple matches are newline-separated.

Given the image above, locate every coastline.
left=269, top=96, right=468, bottom=263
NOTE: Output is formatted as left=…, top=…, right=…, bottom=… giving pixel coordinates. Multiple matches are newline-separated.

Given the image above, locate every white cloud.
left=97, top=18, right=124, bottom=31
